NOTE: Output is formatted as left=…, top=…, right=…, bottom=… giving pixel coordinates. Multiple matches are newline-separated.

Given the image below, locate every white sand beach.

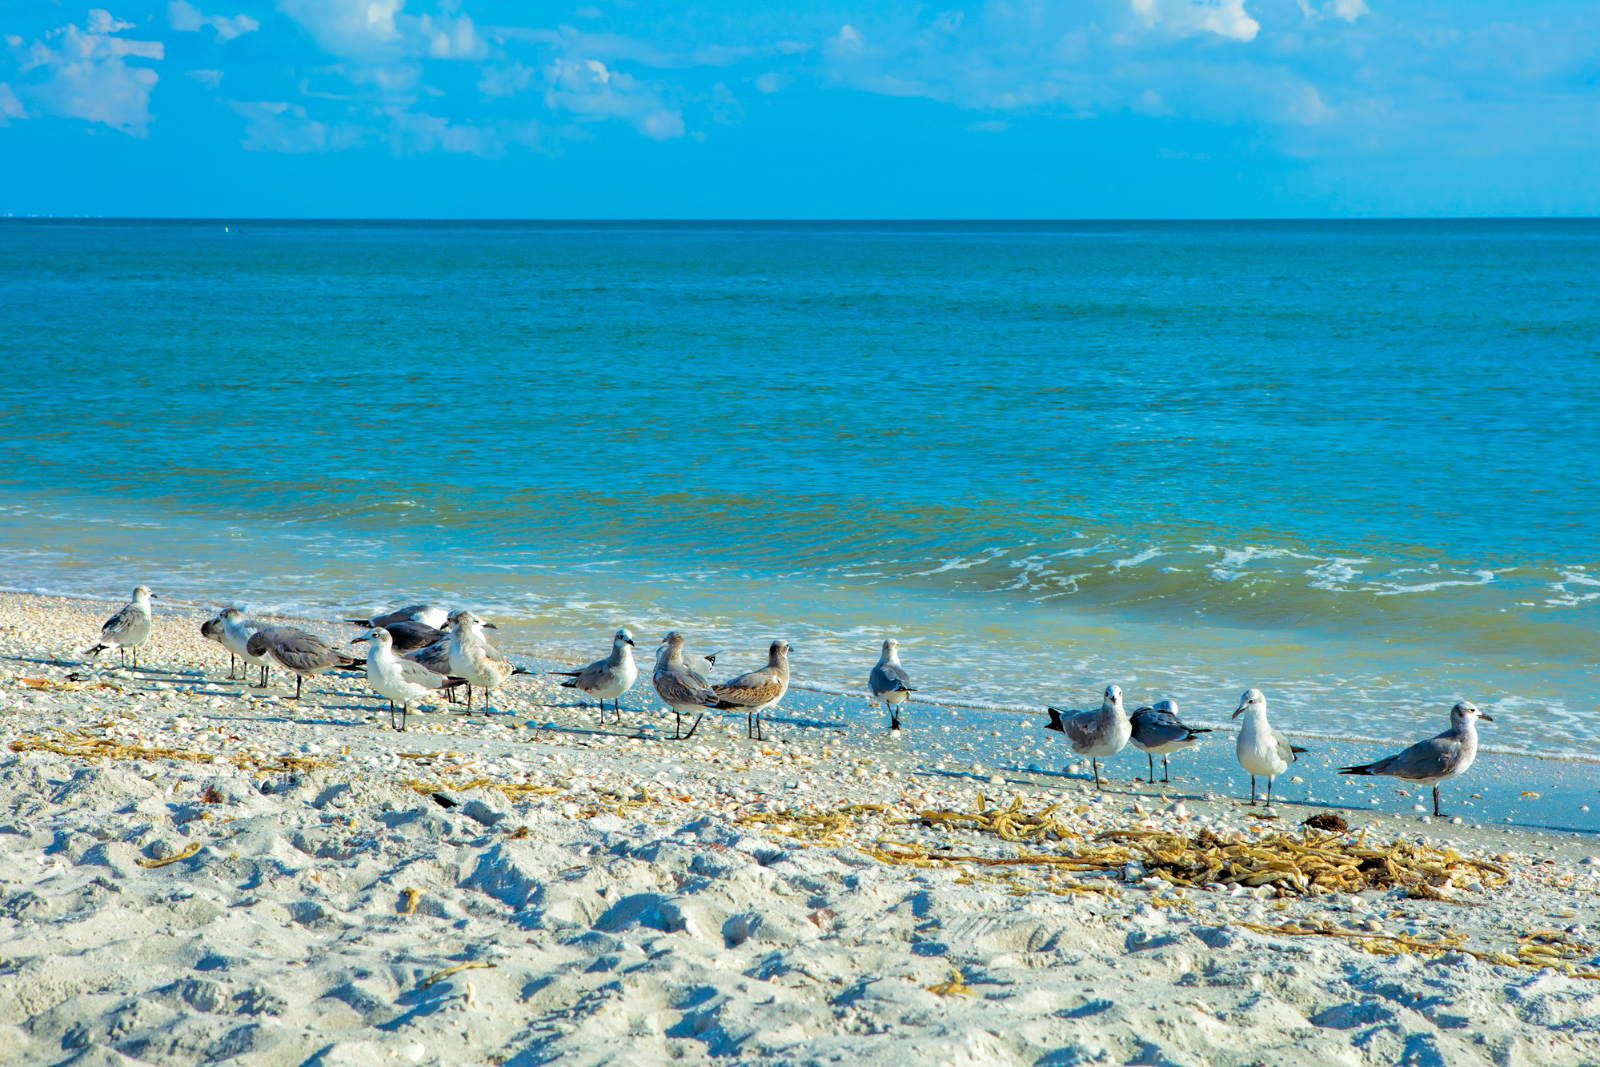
left=1, top=593, right=1598, bottom=1066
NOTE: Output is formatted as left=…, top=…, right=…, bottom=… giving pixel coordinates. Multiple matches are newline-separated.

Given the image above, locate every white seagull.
left=1233, top=688, right=1308, bottom=805
left=83, top=585, right=156, bottom=668
left=353, top=627, right=466, bottom=732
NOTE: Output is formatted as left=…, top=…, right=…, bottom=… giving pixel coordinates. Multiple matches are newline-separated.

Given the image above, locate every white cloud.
left=385, top=110, right=547, bottom=156
left=1299, top=0, right=1368, bottom=23
left=168, top=2, right=261, bottom=42
left=543, top=57, right=683, bottom=139
left=9, top=20, right=163, bottom=136
left=0, top=82, right=24, bottom=124
left=829, top=25, right=866, bottom=59
left=86, top=11, right=136, bottom=35
left=1130, top=0, right=1259, bottom=43
left=186, top=68, right=224, bottom=87
left=228, top=98, right=367, bottom=151
left=754, top=71, right=791, bottom=93
left=477, top=60, right=536, bottom=97
left=276, top=0, right=485, bottom=62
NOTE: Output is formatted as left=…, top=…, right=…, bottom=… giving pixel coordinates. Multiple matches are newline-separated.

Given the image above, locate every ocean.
left=2, top=218, right=1597, bottom=768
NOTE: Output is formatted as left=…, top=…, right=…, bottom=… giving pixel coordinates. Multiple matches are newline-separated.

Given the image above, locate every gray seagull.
left=1129, top=698, right=1211, bottom=784
left=1340, top=701, right=1493, bottom=817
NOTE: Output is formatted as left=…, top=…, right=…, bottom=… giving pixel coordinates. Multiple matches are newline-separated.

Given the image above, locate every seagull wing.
left=653, top=668, right=718, bottom=708
left=397, top=658, right=453, bottom=690
left=869, top=663, right=912, bottom=696
left=1367, top=736, right=1463, bottom=782
left=713, top=668, right=784, bottom=709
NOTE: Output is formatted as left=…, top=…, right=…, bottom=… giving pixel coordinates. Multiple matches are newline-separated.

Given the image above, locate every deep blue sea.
left=2, top=219, right=1597, bottom=763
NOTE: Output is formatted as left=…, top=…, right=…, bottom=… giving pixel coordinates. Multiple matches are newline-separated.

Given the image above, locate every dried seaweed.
left=417, top=960, right=494, bottom=990
left=136, top=842, right=202, bottom=869
left=925, top=968, right=973, bottom=996
left=10, top=728, right=328, bottom=777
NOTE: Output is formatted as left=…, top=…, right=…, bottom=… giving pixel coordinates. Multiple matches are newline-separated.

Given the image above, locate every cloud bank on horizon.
left=2, top=0, right=1597, bottom=215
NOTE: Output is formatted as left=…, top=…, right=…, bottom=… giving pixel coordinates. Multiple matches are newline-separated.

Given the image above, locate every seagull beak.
left=1478, top=711, right=1494, bottom=722
left=483, top=622, right=499, bottom=629
left=625, top=638, right=635, bottom=646
left=1232, top=705, right=1246, bottom=719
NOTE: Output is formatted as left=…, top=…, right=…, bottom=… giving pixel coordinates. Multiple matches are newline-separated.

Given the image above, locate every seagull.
left=345, top=604, right=449, bottom=630
left=448, top=612, right=517, bottom=713
left=712, top=640, right=792, bottom=741
left=352, top=627, right=467, bottom=732
left=548, top=627, right=638, bottom=723
left=248, top=626, right=362, bottom=702
left=651, top=631, right=720, bottom=741
left=654, top=635, right=720, bottom=681
left=1129, top=698, right=1212, bottom=784
left=220, top=607, right=273, bottom=687
left=869, top=639, right=915, bottom=731
left=199, top=613, right=235, bottom=679
left=1339, top=701, right=1493, bottom=817
left=1046, top=684, right=1131, bottom=790
left=83, top=585, right=156, bottom=668
left=1233, top=688, right=1308, bottom=805
left=380, top=614, right=449, bottom=654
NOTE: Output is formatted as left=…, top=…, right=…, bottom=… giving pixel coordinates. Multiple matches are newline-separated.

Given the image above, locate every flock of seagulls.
left=89, top=586, right=1498, bottom=814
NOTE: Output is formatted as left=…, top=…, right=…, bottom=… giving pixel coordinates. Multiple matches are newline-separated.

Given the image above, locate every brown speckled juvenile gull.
left=712, top=639, right=791, bottom=742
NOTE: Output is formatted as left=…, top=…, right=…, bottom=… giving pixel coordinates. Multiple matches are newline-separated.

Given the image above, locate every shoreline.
left=2, top=591, right=1599, bottom=1064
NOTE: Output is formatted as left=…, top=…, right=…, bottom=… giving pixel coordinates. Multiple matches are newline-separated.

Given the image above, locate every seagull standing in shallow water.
left=1233, top=688, right=1307, bottom=805
left=869, top=639, right=915, bottom=732
left=1045, top=684, right=1132, bottom=790
left=1339, top=701, right=1492, bottom=817
left=549, top=627, right=638, bottom=723
left=1129, top=698, right=1211, bottom=784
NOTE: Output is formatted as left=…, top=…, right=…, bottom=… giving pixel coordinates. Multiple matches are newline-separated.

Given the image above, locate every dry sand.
left=1, top=592, right=1598, bottom=1066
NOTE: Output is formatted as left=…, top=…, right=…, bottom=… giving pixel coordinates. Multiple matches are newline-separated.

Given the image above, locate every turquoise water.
left=1, top=219, right=1597, bottom=761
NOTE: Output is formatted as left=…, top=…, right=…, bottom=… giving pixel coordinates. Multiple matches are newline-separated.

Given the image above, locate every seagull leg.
left=682, top=714, right=701, bottom=740
left=1267, top=777, right=1273, bottom=805
left=1162, top=756, right=1171, bottom=784
left=1147, top=753, right=1156, bottom=784
left=295, top=675, right=303, bottom=701
left=1091, top=758, right=1101, bottom=790
left=1250, top=775, right=1256, bottom=805
left=1433, top=787, right=1442, bottom=818
left=890, top=709, right=900, bottom=732
left=401, top=703, right=408, bottom=733
left=389, top=700, right=397, bottom=732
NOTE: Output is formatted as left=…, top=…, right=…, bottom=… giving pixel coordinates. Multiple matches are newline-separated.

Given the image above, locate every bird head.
left=1453, top=700, right=1493, bottom=724
left=615, top=627, right=635, bottom=647
left=1232, top=688, right=1265, bottom=719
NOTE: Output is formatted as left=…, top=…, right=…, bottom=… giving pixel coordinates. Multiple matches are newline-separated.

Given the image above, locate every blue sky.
left=2, top=1, right=1597, bottom=217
